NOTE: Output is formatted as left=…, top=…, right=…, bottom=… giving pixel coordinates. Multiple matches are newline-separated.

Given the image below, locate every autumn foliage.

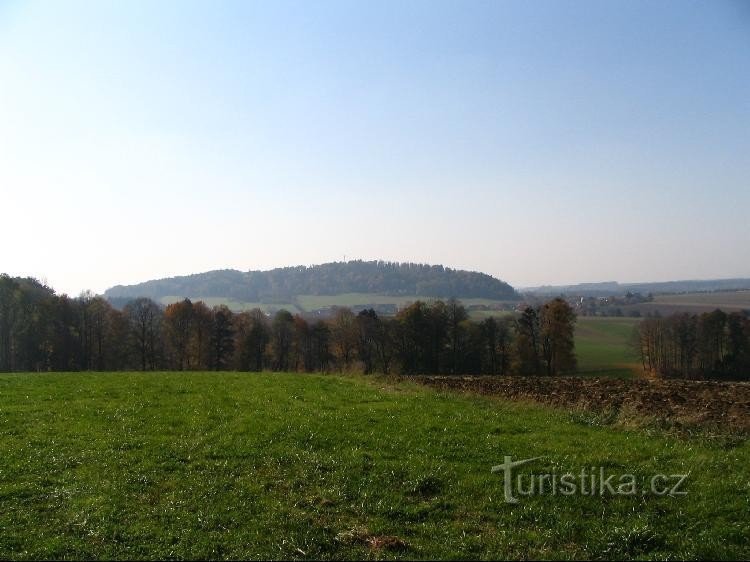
left=0, top=274, right=577, bottom=375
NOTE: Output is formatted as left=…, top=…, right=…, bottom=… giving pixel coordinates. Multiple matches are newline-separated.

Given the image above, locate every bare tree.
left=124, top=298, right=163, bottom=371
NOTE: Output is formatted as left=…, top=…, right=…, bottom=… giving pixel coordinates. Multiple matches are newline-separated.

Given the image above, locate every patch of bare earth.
left=413, top=375, right=750, bottom=433
left=336, top=526, right=409, bottom=552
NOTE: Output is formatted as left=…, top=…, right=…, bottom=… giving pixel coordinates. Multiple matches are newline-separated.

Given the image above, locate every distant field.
left=466, top=309, right=515, bottom=320
left=147, top=291, right=750, bottom=319
left=296, top=293, right=514, bottom=312
left=0, top=372, right=746, bottom=559
left=575, top=317, right=641, bottom=378
left=159, top=293, right=513, bottom=315
left=159, top=295, right=300, bottom=314
left=653, top=290, right=750, bottom=308
left=296, top=293, right=423, bottom=310
left=622, top=290, right=750, bottom=316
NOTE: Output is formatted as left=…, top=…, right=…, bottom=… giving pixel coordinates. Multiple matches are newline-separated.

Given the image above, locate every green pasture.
left=159, top=295, right=300, bottom=314
left=0, top=372, right=746, bottom=560
left=574, top=317, right=641, bottom=378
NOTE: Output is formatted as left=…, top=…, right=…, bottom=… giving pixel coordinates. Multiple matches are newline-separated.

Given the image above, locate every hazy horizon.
left=11, top=258, right=750, bottom=298
left=2, top=0, right=749, bottom=296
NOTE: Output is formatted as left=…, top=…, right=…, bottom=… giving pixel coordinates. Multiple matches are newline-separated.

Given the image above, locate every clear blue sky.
left=1, top=0, right=749, bottom=295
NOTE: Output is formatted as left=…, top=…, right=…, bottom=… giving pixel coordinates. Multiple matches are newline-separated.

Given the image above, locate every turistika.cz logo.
left=491, top=456, right=689, bottom=504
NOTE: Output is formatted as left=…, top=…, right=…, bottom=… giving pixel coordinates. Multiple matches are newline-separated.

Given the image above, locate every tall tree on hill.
left=481, top=317, right=500, bottom=375
left=458, top=318, right=483, bottom=374
left=673, top=313, right=698, bottom=376
left=232, top=311, right=253, bottom=371
left=725, top=313, right=750, bottom=375
left=514, top=306, right=541, bottom=375
left=446, top=298, right=468, bottom=374
left=248, top=309, right=270, bottom=371
left=0, top=275, right=18, bottom=371
left=51, top=295, right=81, bottom=371
left=697, top=309, right=727, bottom=374
left=293, top=315, right=313, bottom=372
left=497, top=317, right=513, bottom=375
left=124, top=297, right=163, bottom=371
left=106, top=306, right=131, bottom=370
left=355, top=309, right=380, bottom=374
left=270, top=310, right=294, bottom=371
left=480, top=316, right=512, bottom=375
left=635, top=316, right=662, bottom=373
left=374, top=317, right=395, bottom=374
left=76, top=291, right=94, bottom=370
left=164, top=299, right=194, bottom=370
left=395, top=301, right=432, bottom=374
left=234, top=308, right=270, bottom=371
left=210, top=305, right=235, bottom=371
left=427, top=300, right=448, bottom=374
left=311, top=319, right=331, bottom=372
left=331, top=307, right=358, bottom=371
left=190, top=301, right=213, bottom=370
left=5, top=278, right=58, bottom=371
left=88, top=296, right=114, bottom=371
left=539, top=298, right=577, bottom=376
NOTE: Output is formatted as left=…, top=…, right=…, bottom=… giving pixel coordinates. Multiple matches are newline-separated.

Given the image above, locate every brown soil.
left=335, top=526, right=408, bottom=552
left=412, top=375, right=750, bottom=433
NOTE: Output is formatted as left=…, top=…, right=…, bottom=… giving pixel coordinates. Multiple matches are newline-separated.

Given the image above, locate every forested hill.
left=104, top=261, right=519, bottom=302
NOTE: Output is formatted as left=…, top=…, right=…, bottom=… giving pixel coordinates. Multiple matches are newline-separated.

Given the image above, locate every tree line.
left=633, top=310, right=750, bottom=379
left=0, top=274, right=575, bottom=375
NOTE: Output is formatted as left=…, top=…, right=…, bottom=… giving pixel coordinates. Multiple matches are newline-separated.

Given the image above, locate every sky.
left=1, top=0, right=749, bottom=296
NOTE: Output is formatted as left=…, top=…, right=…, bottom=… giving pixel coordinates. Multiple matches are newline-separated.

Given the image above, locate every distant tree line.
left=633, top=310, right=750, bottom=379
left=104, top=260, right=519, bottom=303
left=0, top=274, right=574, bottom=375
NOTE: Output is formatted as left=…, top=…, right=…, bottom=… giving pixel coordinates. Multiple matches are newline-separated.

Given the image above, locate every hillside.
left=104, top=260, right=519, bottom=304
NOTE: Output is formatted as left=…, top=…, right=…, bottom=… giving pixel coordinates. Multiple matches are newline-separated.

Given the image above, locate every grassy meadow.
left=0, top=372, right=747, bottom=560
left=574, top=317, right=641, bottom=378
left=159, top=296, right=301, bottom=314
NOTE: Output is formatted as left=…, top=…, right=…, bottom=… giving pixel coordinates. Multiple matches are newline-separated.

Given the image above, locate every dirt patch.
left=412, top=375, right=750, bottom=433
left=335, top=526, right=408, bottom=552
left=367, top=535, right=408, bottom=551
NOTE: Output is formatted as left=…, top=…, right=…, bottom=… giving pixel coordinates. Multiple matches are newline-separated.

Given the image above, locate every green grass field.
left=159, top=296, right=301, bottom=314
left=1, top=372, right=746, bottom=560
left=575, top=317, right=641, bottom=378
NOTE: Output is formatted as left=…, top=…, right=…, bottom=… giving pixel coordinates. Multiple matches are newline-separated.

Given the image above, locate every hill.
left=104, top=260, right=519, bottom=304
